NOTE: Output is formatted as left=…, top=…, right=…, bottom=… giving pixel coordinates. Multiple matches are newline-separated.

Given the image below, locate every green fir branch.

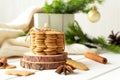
left=104, top=44, right=120, bottom=53
left=65, top=22, right=120, bottom=53
left=43, top=0, right=104, bottom=14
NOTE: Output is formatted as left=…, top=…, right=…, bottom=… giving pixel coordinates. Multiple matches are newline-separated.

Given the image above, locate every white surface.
left=1, top=52, right=120, bottom=80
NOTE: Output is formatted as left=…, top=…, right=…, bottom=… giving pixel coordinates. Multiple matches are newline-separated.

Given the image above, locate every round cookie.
left=47, top=45, right=57, bottom=49
left=57, top=46, right=64, bottom=50
left=30, top=41, right=35, bottom=45
left=57, top=43, right=64, bottom=46
left=35, top=46, right=46, bottom=49
left=45, top=42, right=57, bottom=46
left=45, top=38, right=56, bottom=43
left=33, top=45, right=46, bottom=54
left=44, top=49, right=57, bottom=55
left=30, top=38, right=35, bottom=42
left=30, top=31, right=36, bottom=35
left=45, top=31, right=58, bottom=35
left=45, top=31, right=57, bottom=39
left=56, top=38, right=64, bottom=42
left=45, top=51, right=57, bottom=55
left=35, top=36, right=45, bottom=40
left=35, top=40, right=45, bottom=46
left=35, top=51, right=46, bottom=55
left=57, top=48, right=64, bottom=52
left=56, top=38, right=64, bottom=46
left=57, top=34, right=64, bottom=38
left=35, top=40, right=44, bottom=45
left=30, top=34, right=35, bottom=44
left=46, top=36, right=57, bottom=39
left=30, top=46, right=36, bottom=51
left=35, top=29, right=45, bottom=39
left=34, top=47, right=44, bottom=52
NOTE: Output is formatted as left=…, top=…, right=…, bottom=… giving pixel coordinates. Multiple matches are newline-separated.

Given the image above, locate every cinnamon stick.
left=84, top=52, right=107, bottom=64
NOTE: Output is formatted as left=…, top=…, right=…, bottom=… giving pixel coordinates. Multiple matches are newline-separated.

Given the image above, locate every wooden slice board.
left=23, top=52, right=67, bottom=62
left=20, top=52, right=67, bottom=70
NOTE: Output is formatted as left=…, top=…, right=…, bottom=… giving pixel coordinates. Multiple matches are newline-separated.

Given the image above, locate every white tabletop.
left=1, top=52, right=120, bottom=80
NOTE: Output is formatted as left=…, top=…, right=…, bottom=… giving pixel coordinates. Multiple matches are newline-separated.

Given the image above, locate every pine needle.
left=65, top=22, right=120, bottom=53
left=105, top=44, right=120, bottom=53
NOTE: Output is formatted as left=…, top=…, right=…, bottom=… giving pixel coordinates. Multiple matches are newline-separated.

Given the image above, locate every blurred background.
left=0, top=0, right=120, bottom=38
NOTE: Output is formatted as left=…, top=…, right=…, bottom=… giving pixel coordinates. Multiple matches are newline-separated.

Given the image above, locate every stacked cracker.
left=20, top=25, right=67, bottom=70
left=30, top=28, right=64, bottom=55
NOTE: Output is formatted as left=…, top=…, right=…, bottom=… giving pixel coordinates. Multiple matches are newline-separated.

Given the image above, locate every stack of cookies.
left=30, top=29, right=46, bottom=55
left=20, top=25, right=67, bottom=70
left=30, top=29, right=64, bottom=55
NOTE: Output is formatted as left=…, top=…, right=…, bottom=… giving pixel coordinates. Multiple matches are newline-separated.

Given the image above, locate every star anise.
left=108, top=30, right=120, bottom=46
left=0, top=58, right=16, bottom=69
left=55, top=64, right=74, bottom=75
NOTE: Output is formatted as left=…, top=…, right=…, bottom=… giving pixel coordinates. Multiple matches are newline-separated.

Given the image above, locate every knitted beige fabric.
left=0, top=6, right=43, bottom=58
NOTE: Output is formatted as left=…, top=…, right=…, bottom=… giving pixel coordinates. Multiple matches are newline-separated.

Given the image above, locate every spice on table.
left=0, top=58, right=16, bottom=69
left=55, top=64, right=74, bottom=75
left=84, top=52, right=107, bottom=64
left=0, top=58, right=7, bottom=69
left=66, top=58, right=89, bottom=71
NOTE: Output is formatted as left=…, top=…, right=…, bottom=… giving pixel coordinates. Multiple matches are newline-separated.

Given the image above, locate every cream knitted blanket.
left=0, top=6, right=43, bottom=57
left=0, top=6, right=97, bottom=58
